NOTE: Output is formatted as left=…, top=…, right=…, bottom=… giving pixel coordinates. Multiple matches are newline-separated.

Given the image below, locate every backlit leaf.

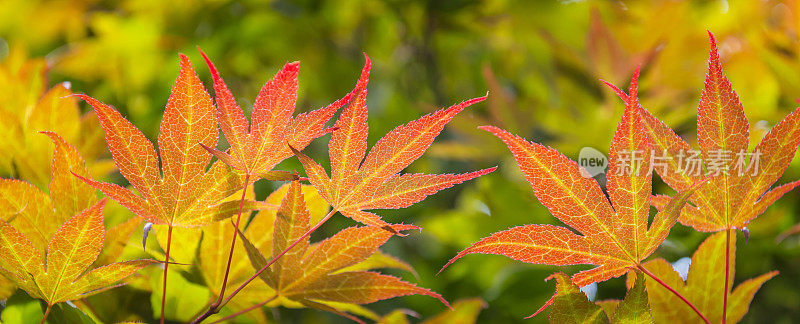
left=239, top=180, right=447, bottom=320
left=611, top=271, right=652, bottom=323
left=634, top=232, right=776, bottom=323
left=548, top=272, right=608, bottom=324
left=286, top=271, right=446, bottom=305
left=41, top=131, right=97, bottom=219
left=94, top=216, right=141, bottom=266
left=444, top=68, right=701, bottom=317
left=76, top=54, right=249, bottom=227
left=421, top=297, right=486, bottom=324
left=293, top=56, right=494, bottom=227
left=199, top=50, right=357, bottom=175
left=377, top=298, right=486, bottom=324
left=196, top=182, right=327, bottom=319
left=640, top=33, right=800, bottom=232
left=548, top=272, right=652, bottom=324
left=335, top=250, right=417, bottom=277
left=0, top=199, right=155, bottom=306
left=0, top=132, right=155, bottom=305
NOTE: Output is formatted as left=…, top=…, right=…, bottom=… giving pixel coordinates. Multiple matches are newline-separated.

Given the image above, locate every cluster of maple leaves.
left=0, top=42, right=492, bottom=322
left=442, top=32, right=800, bottom=323
left=1, top=31, right=798, bottom=323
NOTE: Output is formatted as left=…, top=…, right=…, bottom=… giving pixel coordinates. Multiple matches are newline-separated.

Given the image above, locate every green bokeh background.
left=2, top=0, right=800, bottom=322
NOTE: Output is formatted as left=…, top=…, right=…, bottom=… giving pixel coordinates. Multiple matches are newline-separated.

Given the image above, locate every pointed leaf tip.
left=628, top=65, right=640, bottom=97
left=460, top=95, right=488, bottom=108
left=362, top=52, right=371, bottom=66
left=381, top=224, right=422, bottom=237
left=178, top=53, right=191, bottom=64
left=357, top=54, right=373, bottom=87
left=602, top=64, right=641, bottom=103
left=199, top=143, right=243, bottom=171
left=198, top=47, right=221, bottom=81
left=285, top=61, right=300, bottom=72
left=707, top=31, right=720, bottom=65
left=601, top=79, right=629, bottom=101
left=477, top=125, right=497, bottom=132
left=525, top=295, right=555, bottom=319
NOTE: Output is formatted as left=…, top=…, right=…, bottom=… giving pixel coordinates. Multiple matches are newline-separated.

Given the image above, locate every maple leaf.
left=0, top=199, right=154, bottom=310
left=629, top=32, right=799, bottom=322
left=0, top=132, right=154, bottom=318
left=630, top=231, right=777, bottom=323
left=75, top=54, right=258, bottom=324
left=547, top=271, right=651, bottom=324
left=634, top=32, right=800, bottom=233
left=198, top=205, right=276, bottom=322
left=195, top=183, right=416, bottom=323
left=194, top=50, right=367, bottom=319
left=198, top=49, right=358, bottom=178
left=0, top=130, right=106, bottom=301
left=236, top=180, right=447, bottom=322
left=291, top=61, right=495, bottom=228
left=441, top=68, right=705, bottom=319
left=0, top=131, right=102, bottom=254
left=74, top=54, right=247, bottom=228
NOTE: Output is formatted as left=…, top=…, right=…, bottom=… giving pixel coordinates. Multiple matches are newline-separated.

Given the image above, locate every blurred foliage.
left=2, top=0, right=800, bottom=323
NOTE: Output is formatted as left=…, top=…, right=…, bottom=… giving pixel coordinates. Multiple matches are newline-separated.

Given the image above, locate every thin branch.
left=191, top=209, right=338, bottom=323
left=637, top=264, right=711, bottom=324
left=160, top=225, right=174, bottom=324
left=40, top=304, right=52, bottom=324
left=723, top=228, right=732, bottom=323
left=189, top=295, right=219, bottom=321
left=208, top=294, right=278, bottom=324
left=212, top=174, right=251, bottom=309
left=221, top=208, right=337, bottom=307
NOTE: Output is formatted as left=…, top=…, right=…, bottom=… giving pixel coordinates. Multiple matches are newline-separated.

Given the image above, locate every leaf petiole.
left=160, top=225, right=174, bottom=324
left=208, top=294, right=278, bottom=324
left=222, top=208, right=337, bottom=307
left=40, top=304, right=52, bottom=324
left=191, top=208, right=338, bottom=323
left=210, top=174, right=251, bottom=311
left=723, top=228, right=732, bottom=323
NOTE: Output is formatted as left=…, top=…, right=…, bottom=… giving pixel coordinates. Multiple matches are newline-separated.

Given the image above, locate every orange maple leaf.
left=197, top=183, right=417, bottom=323
left=194, top=50, right=368, bottom=319
left=632, top=32, right=800, bottom=233
left=291, top=61, right=495, bottom=228
left=74, top=54, right=247, bottom=228
left=0, top=132, right=154, bottom=318
left=74, top=54, right=256, bottom=324
left=619, top=32, right=800, bottom=323
left=441, top=68, right=705, bottom=320
left=238, top=180, right=447, bottom=322
left=198, top=50, right=359, bottom=178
